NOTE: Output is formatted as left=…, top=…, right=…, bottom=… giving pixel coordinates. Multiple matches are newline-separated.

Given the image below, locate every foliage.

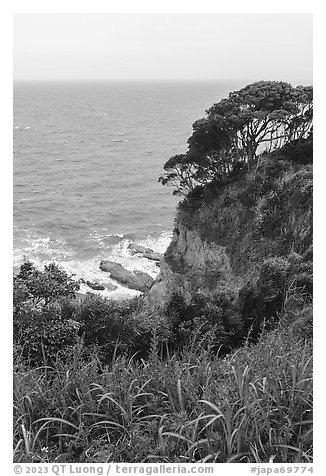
left=14, top=304, right=81, bottom=366
left=13, top=322, right=312, bottom=463
left=14, top=261, right=79, bottom=307
left=158, top=154, right=198, bottom=198
left=272, top=133, right=313, bottom=165
left=14, top=261, right=81, bottom=365
left=75, top=294, right=141, bottom=361
left=165, top=289, right=243, bottom=354
left=13, top=262, right=159, bottom=365
left=177, top=155, right=312, bottom=268
left=206, top=81, right=312, bottom=159
left=238, top=251, right=313, bottom=342
left=159, top=81, right=312, bottom=195
left=170, top=145, right=312, bottom=344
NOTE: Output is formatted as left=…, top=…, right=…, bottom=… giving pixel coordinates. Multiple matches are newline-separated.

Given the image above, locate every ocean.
left=13, top=80, right=245, bottom=298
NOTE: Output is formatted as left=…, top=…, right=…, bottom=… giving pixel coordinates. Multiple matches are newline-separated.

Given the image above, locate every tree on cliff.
left=159, top=81, right=313, bottom=195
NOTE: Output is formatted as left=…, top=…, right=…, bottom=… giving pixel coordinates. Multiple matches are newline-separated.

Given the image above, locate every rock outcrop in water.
left=80, top=278, right=118, bottom=292
left=99, top=260, right=154, bottom=292
left=127, top=243, right=164, bottom=262
left=86, top=281, right=106, bottom=291
left=143, top=251, right=164, bottom=262
left=128, top=244, right=153, bottom=255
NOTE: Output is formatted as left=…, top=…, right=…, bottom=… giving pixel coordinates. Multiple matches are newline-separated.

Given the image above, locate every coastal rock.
left=100, top=260, right=126, bottom=274
left=145, top=280, right=167, bottom=307
left=86, top=281, right=105, bottom=291
left=127, top=243, right=163, bottom=262
left=143, top=251, right=164, bottom=262
left=128, top=243, right=153, bottom=255
left=146, top=224, right=236, bottom=308
left=133, top=270, right=154, bottom=290
left=80, top=278, right=117, bottom=292
left=99, top=260, right=150, bottom=292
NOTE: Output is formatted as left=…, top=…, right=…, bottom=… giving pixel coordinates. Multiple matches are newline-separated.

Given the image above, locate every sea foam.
left=13, top=231, right=172, bottom=299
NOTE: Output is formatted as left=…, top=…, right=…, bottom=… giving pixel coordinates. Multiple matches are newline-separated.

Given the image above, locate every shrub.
left=14, top=261, right=79, bottom=306
left=166, top=288, right=243, bottom=354
left=14, top=303, right=80, bottom=365
left=76, top=294, right=141, bottom=362
left=274, top=134, right=313, bottom=165
left=14, top=261, right=81, bottom=365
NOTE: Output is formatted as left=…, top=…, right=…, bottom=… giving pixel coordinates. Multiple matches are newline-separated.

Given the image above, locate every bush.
left=14, top=261, right=81, bottom=365
left=165, top=288, right=243, bottom=354
left=14, top=261, right=79, bottom=306
left=274, top=134, right=313, bottom=165
left=14, top=303, right=80, bottom=365
left=238, top=250, right=313, bottom=342
left=76, top=294, right=142, bottom=362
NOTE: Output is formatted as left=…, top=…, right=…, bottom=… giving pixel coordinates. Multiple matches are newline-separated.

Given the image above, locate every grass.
left=13, top=324, right=312, bottom=463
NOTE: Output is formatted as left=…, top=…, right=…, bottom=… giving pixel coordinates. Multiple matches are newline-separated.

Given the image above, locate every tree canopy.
left=159, top=81, right=313, bottom=195
left=14, top=261, right=79, bottom=308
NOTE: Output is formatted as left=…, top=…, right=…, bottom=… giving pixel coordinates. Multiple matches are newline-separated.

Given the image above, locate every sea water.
left=13, top=80, right=244, bottom=298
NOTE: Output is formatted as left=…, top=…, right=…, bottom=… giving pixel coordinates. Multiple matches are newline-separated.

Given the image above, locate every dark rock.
left=99, top=260, right=148, bottom=292
left=100, top=260, right=125, bottom=273
left=156, top=262, right=160, bottom=267
left=80, top=277, right=117, bottom=292
left=128, top=243, right=154, bottom=255
left=133, top=270, right=154, bottom=289
left=127, top=243, right=163, bottom=262
left=143, top=251, right=164, bottom=262
left=86, top=281, right=106, bottom=291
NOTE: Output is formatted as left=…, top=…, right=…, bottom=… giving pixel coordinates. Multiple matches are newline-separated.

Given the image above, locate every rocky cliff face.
left=146, top=222, right=240, bottom=308
left=146, top=153, right=313, bottom=324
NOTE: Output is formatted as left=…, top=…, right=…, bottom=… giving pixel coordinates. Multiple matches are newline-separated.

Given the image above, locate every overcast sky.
left=14, top=14, right=312, bottom=82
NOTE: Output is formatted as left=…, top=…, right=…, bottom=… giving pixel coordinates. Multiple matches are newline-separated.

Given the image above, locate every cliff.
left=146, top=143, right=313, bottom=343
left=147, top=223, right=240, bottom=307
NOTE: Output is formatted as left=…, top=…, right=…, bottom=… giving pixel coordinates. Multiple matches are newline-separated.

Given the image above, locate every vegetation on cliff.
left=161, top=81, right=312, bottom=352
left=159, top=81, right=312, bottom=197
left=13, top=81, right=313, bottom=463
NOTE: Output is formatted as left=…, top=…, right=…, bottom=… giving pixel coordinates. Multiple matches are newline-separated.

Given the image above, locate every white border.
left=2, top=2, right=321, bottom=473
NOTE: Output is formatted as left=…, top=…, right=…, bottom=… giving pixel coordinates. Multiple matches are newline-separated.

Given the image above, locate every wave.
left=137, top=231, right=172, bottom=254
left=13, top=235, right=71, bottom=268
left=13, top=126, right=31, bottom=131
left=109, top=233, right=124, bottom=238
left=13, top=230, right=172, bottom=299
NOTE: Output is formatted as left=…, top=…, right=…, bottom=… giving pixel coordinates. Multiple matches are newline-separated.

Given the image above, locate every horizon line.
left=13, top=77, right=313, bottom=84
